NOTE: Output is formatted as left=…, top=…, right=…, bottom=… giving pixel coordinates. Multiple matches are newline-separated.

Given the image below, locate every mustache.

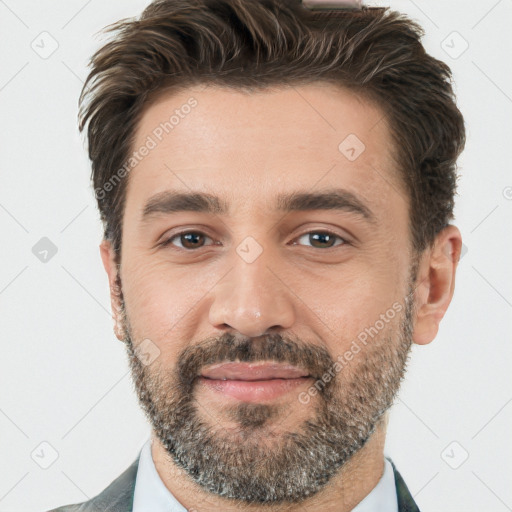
left=174, top=332, right=335, bottom=390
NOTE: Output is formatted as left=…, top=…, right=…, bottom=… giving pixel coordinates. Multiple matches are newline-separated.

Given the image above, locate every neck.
left=151, top=415, right=388, bottom=512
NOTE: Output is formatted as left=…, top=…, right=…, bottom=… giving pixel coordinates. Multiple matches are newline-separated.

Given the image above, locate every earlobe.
left=412, top=225, right=462, bottom=346
left=99, top=239, right=125, bottom=342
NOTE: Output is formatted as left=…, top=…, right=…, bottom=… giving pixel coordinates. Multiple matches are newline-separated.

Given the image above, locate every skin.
left=100, top=83, right=462, bottom=511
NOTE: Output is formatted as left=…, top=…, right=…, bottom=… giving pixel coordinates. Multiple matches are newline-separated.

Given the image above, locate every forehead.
left=125, top=83, right=406, bottom=220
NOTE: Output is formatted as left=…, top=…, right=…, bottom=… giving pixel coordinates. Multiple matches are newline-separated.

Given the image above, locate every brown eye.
left=293, top=231, right=347, bottom=249
left=162, top=231, right=213, bottom=250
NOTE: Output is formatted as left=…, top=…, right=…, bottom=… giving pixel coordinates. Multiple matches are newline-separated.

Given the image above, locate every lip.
left=200, top=361, right=310, bottom=380
left=198, top=362, right=312, bottom=402
left=197, top=376, right=311, bottom=402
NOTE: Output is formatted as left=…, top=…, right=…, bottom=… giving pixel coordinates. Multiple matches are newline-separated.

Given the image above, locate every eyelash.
left=160, top=229, right=349, bottom=251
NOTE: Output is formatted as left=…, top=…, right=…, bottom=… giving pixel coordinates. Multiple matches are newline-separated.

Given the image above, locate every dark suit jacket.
left=47, top=456, right=420, bottom=511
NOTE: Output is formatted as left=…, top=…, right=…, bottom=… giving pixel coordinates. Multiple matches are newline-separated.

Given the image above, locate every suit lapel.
left=387, top=458, right=421, bottom=512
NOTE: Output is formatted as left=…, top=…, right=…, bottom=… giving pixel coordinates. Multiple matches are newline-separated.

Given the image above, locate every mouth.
left=197, top=362, right=313, bottom=402
left=200, top=361, right=311, bottom=380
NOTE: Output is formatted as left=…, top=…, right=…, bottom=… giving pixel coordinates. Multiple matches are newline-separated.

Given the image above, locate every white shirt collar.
left=132, top=438, right=185, bottom=512
left=132, top=438, right=398, bottom=512
left=350, top=455, right=398, bottom=512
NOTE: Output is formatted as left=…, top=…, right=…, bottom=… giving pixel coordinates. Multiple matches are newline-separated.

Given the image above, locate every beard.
left=115, top=273, right=415, bottom=505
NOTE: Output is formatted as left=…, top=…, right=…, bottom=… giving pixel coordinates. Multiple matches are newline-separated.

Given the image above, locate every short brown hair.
left=79, top=0, right=465, bottom=263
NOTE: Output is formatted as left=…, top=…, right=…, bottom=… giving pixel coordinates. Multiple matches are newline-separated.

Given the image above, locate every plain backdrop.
left=1, top=1, right=511, bottom=511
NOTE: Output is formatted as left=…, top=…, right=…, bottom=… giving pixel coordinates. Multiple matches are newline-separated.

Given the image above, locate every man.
left=48, top=0, right=465, bottom=510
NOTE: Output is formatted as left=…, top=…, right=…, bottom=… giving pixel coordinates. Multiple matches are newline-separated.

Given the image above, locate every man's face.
left=112, top=83, right=417, bottom=503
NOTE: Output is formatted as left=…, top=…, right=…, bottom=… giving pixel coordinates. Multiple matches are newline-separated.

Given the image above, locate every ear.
left=99, top=239, right=125, bottom=342
left=412, top=225, right=462, bottom=345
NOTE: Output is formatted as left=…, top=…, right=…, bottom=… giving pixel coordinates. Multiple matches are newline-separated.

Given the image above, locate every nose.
left=208, top=250, right=296, bottom=338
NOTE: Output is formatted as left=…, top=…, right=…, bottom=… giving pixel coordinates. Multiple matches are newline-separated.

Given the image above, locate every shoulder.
left=45, top=506, right=83, bottom=512
left=43, top=454, right=140, bottom=512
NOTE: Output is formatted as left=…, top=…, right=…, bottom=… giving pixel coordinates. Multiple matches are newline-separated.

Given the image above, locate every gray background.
left=1, top=0, right=511, bottom=511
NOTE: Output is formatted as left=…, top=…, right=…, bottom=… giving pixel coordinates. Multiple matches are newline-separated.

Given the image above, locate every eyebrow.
left=141, top=188, right=376, bottom=224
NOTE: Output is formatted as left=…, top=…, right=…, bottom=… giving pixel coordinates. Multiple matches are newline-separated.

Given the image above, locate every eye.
left=161, top=229, right=348, bottom=251
left=161, top=231, right=215, bottom=250
left=292, top=230, right=348, bottom=250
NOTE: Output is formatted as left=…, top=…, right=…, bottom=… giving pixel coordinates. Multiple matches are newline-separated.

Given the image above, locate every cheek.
left=120, top=258, right=215, bottom=343
left=291, top=252, right=406, bottom=350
